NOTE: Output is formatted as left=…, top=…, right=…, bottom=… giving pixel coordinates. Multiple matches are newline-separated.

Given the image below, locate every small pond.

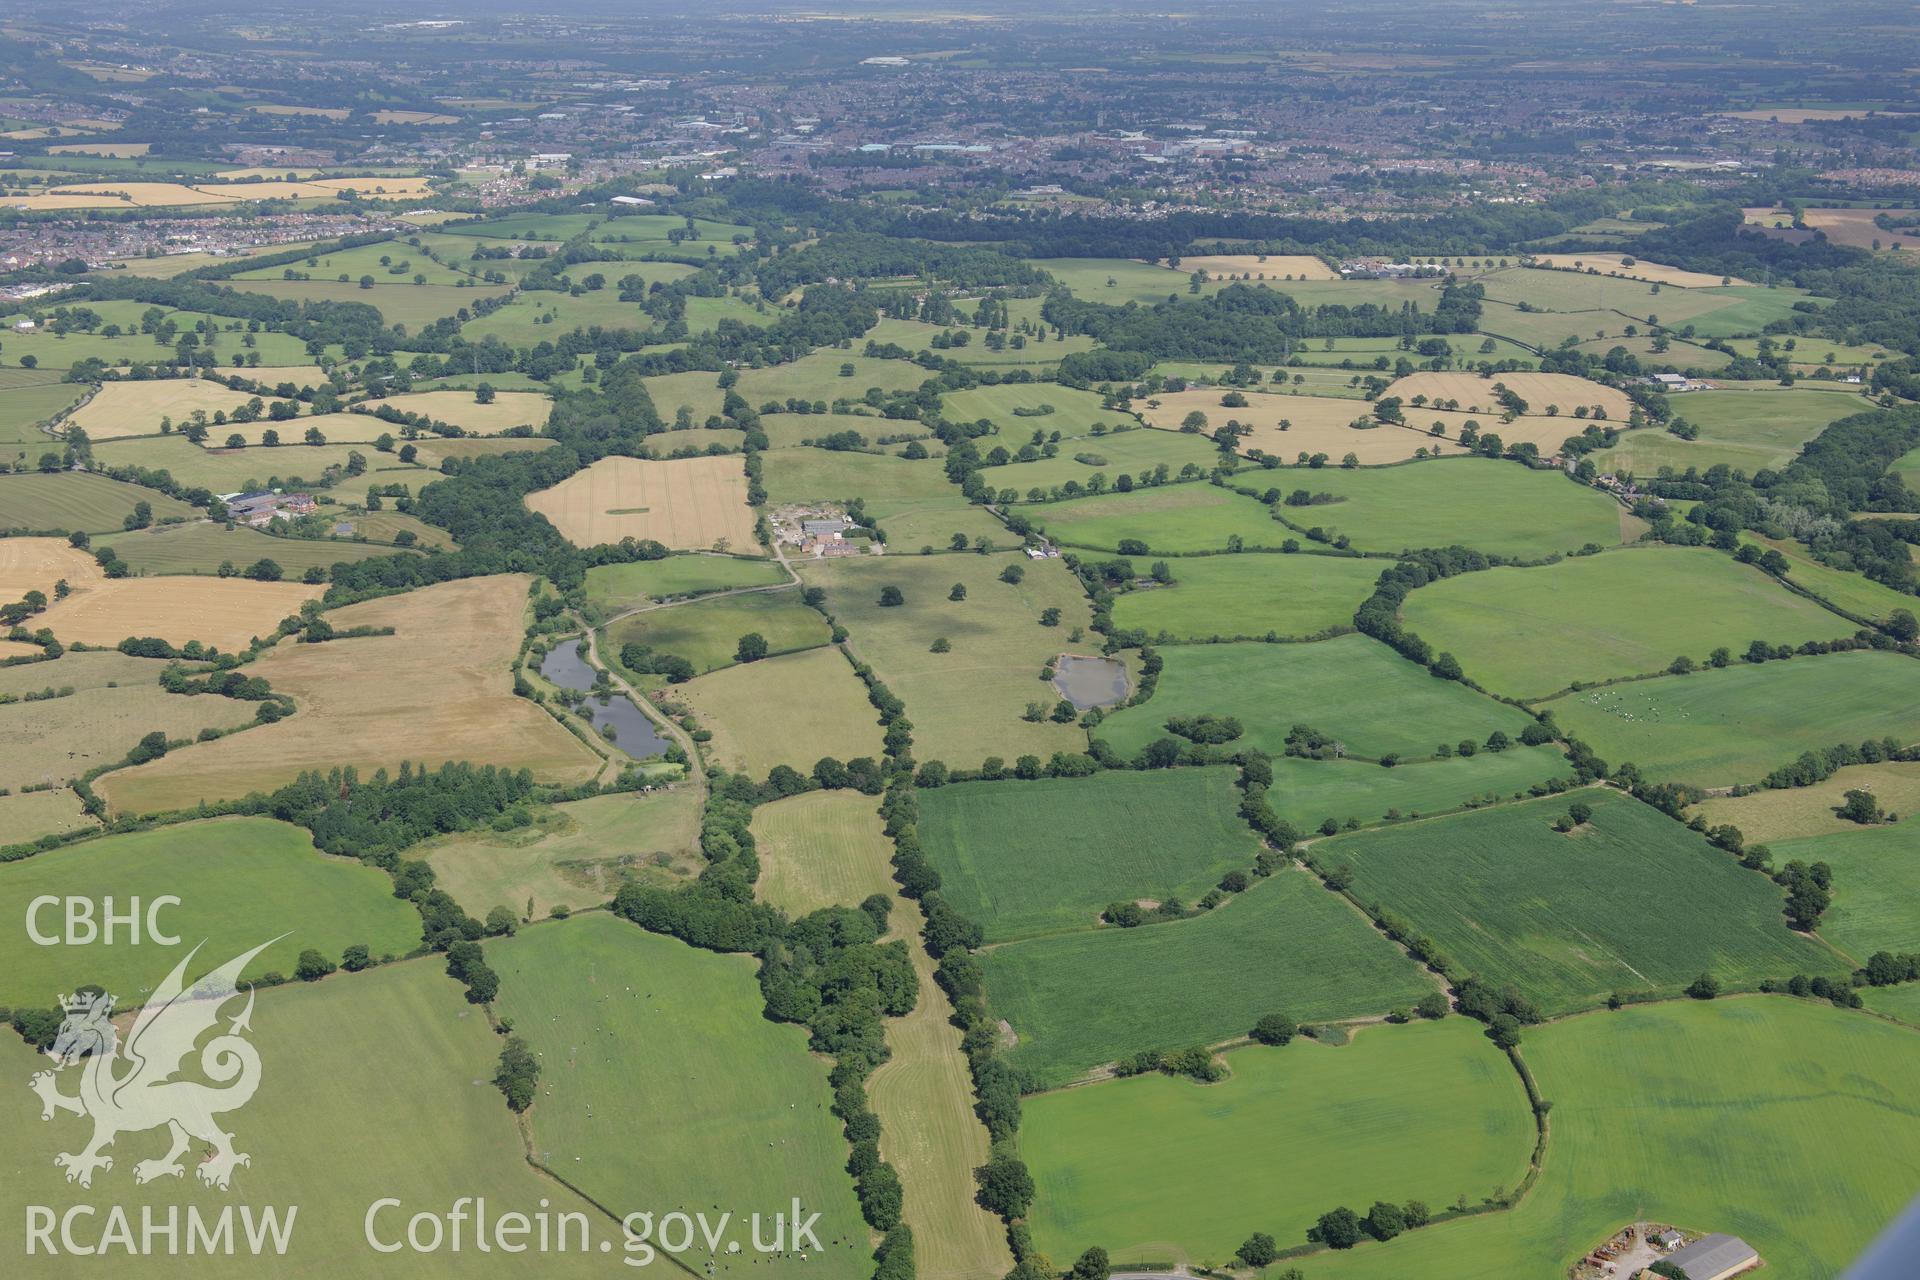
left=1052, top=653, right=1130, bottom=709
left=538, top=644, right=671, bottom=759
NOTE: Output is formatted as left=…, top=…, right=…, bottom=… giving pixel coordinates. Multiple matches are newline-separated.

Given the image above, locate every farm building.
left=1655, top=1233, right=1760, bottom=1280
left=224, top=491, right=317, bottom=527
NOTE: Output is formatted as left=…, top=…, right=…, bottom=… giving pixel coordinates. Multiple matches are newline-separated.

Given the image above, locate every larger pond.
left=539, top=643, right=671, bottom=759
left=1052, top=653, right=1130, bottom=709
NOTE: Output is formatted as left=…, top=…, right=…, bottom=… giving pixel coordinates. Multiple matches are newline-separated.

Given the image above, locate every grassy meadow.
left=1108, top=552, right=1379, bottom=640
left=679, top=646, right=884, bottom=779
left=0, top=470, right=195, bottom=532
left=1772, top=824, right=1920, bottom=961
left=1265, top=748, right=1568, bottom=831
left=1325, top=791, right=1843, bottom=1014
left=0, top=816, right=419, bottom=1008
left=916, top=768, right=1263, bottom=942
left=1299, top=999, right=1920, bottom=1280
left=1096, top=635, right=1536, bottom=762
left=799, top=552, right=1094, bottom=766
left=582, top=553, right=789, bottom=616
left=1027, top=484, right=1288, bottom=553
left=0, top=956, right=625, bottom=1279
left=488, top=915, right=874, bottom=1280
left=604, top=587, right=826, bottom=674
left=422, top=789, right=703, bottom=921
left=1022, top=1020, right=1534, bottom=1266
left=983, top=867, right=1434, bottom=1087
left=1543, top=651, right=1920, bottom=788
left=1403, top=546, right=1856, bottom=700
left=1265, top=459, right=1625, bottom=560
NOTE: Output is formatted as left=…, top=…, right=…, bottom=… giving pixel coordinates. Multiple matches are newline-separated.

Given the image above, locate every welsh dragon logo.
left=29, top=939, right=279, bottom=1191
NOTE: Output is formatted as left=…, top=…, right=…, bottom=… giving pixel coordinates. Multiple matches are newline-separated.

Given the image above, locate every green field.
left=0, top=787, right=94, bottom=845
left=226, top=279, right=511, bottom=330
left=680, top=646, right=886, bottom=779
left=1097, top=635, right=1536, bottom=762
left=1543, top=651, right=1920, bottom=788
left=732, top=351, right=928, bottom=408
left=583, top=553, right=789, bottom=617
left=761, top=447, right=956, bottom=514
left=1592, top=387, right=1867, bottom=476
left=940, top=382, right=1117, bottom=436
left=752, top=789, right=898, bottom=918
left=1325, top=791, right=1842, bottom=1014
left=422, top=789, right=703, bottom=920
left=0, top=816, right=420, bottom=1008
left=1029, top=484, right=1289, bottom=553
left=0, top=953, right=626, bottom=1278
left=233, top=239, right=477, bottom=285
left=1261, top=459, right=1625, bottom=560
left=1300, top=999, right=1920, bottom=1280
left=488, top=915, right=873, bottom=1280
left=981, top=425, right=1222, bottom=495
left=1266, top=749, right=1569, bottom=831
left=798, top=551, right=1095, bottom=765
left=1771, top=824, right=1920, bottom=961
left=916, top=768, right=1263, bottom=942
left=1403, top=546, right=1856, bottom=700
left=983, top=867, right=1434, bottom=1086
left=1109, top=552, right=1379, bottom=640
left=93, top=434, right=427, bottom=494
left=0, top=369, right=84, bottom=447
left=0, top=470, right=195, bottom=532
left=1739, top=533, right=1920, bottom=624
left=604, top=588, right=826, bottom=674
left=99, top=521, right=408, bottom=575
left=458, top=290, right=653, bottom=346
left=1022, top=1019, right=1535, bottom=1266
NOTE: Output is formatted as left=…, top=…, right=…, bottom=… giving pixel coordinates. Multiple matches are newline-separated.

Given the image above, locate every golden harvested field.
left=7, top=183, right=242, bottom=210
left=96, top=575, right=602, bottom=815
left=39, top=575, right=320, bottom=649
left=0, top=536, right=100, bottom=600
left=1143, top=390, right=1459, bottom=463
left=2, top=175, right=434, bottom=211
left=525, top=454, right=760, bottom=552
left=1744, top=206, right=1920, bottom=250
left=1183, top=253, right=1339, bottom=281
left=1139, top=389, right=1590, bottom=462
left=376, top=389, right=552, bottom=433
left=678, top=646, right=885, bottom=779
left=67, top=379, right=258, bottom=439
left=1528, top=254, right=1746, bottom=288
left=1384, top=371, right=1636, bottom=421
left=45, top=141, right=149, bottom=157
left=1722, top=108, right=1913, bottom=122
left=1692, top=763, right=1920, bottom=843
left=0, top=640, right=43, bottom=658
left=214, top=175, right=436, bottom=200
